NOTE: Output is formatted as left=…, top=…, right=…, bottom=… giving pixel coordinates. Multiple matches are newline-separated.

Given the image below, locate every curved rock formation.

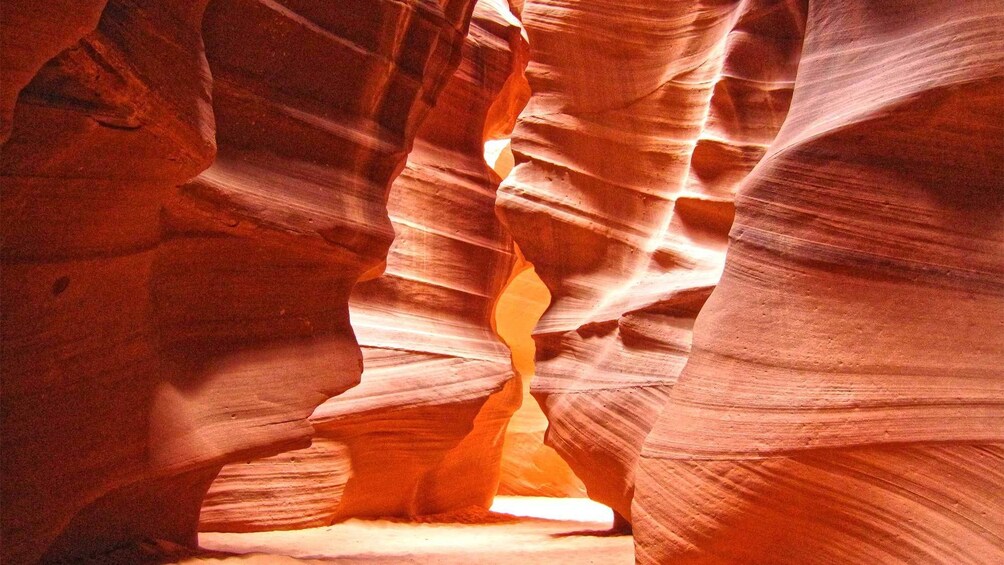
left=333, top=0, right=530, bottom=519
left=5, top=0, right=1000, bottom=562
left=496, top=0, right=807, bottom=522
left=633, top=1, right=1004, bottom=563
left=0, top=0, right=475, bottom=561
left=0, top=0, right=108, bottom=141
left=199, top=0, right=534, bottom=530
left=1, top=3, right=217, bottom=560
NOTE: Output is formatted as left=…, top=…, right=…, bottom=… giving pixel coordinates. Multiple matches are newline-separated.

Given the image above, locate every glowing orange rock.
left=199, top=0, right=541, bottom=529
left=496, top=257, right=586, bottom=498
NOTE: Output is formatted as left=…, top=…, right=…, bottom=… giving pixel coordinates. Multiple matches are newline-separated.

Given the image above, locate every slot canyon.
left=0, top=0, right=1001, bottom=563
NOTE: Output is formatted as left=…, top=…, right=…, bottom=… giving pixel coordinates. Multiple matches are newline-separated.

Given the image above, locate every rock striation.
left=496, top=0, right=807, bottom=523
left=3, top=0, right=1001, bottom=562
left=633, top=1, right=1004, bottom=563
left=199, top=0, right=537, bottom=530
left=0, top=0, right=475, bottom=561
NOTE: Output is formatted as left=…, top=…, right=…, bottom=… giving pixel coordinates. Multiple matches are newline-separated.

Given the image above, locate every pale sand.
left=181, top=497, right=633, bottom=564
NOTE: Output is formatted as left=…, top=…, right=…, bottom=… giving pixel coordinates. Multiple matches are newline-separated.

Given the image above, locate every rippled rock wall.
left=1, top=0, right=475, bottom=560
left=634, top=1, right=1004, bottom=563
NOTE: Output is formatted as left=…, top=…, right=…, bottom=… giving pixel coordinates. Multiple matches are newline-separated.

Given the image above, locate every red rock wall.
left=0, top=0, right=108, bottom=141
left=633, top=1, right=1004, bottom=563
left=334, top=0, right=531, bottom=519
left=0, top=0, right=475, bottom=561
left=199, top=0, right=535, bottom=530
left=4, top=0, right=1001, bottom=561
left=496, top=0, right=807, bottom=523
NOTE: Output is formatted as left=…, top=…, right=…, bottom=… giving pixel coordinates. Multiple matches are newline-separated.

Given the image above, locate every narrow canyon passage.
left=190, top=0, right=627, bottom=557
left=2, top=0, right=1002, bottom=564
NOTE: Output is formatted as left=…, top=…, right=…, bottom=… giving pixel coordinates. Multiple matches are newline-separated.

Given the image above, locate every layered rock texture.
left=4, top=0, right=1002, bottom=562
left=199, top=0, right=547, bottom=530
left=1, top=0, right=476, bottom=561
left=633, top=1, right=1004, bottom=563
left=496, top=0, right=808, bottom=523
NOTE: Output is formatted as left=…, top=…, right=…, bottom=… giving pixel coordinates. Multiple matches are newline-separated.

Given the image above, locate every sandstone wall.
left=496, top=0, right=807, bottom=523
left=634, top=1, right=1004, bottom=562
left=0, top=0, right=475, bottom=561
left=199, top=0, right=541, bottom=530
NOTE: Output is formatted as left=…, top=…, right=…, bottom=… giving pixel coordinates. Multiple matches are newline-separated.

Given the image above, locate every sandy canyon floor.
left=178, top=497, right=633, bottom=564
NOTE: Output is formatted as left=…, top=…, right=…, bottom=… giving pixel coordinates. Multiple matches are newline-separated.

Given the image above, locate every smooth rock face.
left=0, top=0, right=474, bottom=561
left=496, top=0, right=807, bottom=521
left=199, top=0, right=536, bottom=530
left=334, top=0, right=531, bottom=518
left=1, top=3, right=216, bottom=561
left=199, top=439, right=352, bottom=532
left=634, top=1, right=1004, bottom=563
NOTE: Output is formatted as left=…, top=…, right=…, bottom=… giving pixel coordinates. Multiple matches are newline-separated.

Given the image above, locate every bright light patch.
left=490, top=495, right=614, bottom=524
left=483, top=138, right=514, bottom=178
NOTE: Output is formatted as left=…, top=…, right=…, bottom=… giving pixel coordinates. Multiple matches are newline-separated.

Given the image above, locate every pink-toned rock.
left=634, top=1, right=1004, bottom=563
left=4, top=0, right=1000, bottom=562
left=496, top=0, right=807, bottom=523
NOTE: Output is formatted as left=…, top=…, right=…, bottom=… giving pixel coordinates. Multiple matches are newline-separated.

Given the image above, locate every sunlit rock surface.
left=0, top=0, right=474, bottom=561
left=633, top=1, right=1004, bottom=563
left=199, top=0, right=539, bottom=530
left=495, top=0, right=807, bottom=522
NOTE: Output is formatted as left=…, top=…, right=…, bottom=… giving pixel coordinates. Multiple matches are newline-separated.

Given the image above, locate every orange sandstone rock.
left=496, top=0, right=807, bottom=522
left=496, top=257, right=586, bottom=498
left=199, top=0, right=537, bottom=530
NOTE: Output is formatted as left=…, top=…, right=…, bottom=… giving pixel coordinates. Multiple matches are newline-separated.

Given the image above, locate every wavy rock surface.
left=496, top=0, right=806, bottom=522
left=199, top=0, right=534, bottom=530
left=634, top=1, right=1004, bottom=563
left=0, top=0, right=474, bottom=561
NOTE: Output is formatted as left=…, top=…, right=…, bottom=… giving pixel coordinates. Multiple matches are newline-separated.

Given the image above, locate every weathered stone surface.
left=0, top=0, right=108, bottom=141
left=496, top=0, right=807, bottom=522
left=0, top=0, right=474, bottom=561
left=199, top=439, right=352, bottom=532
left=4, top=0, right=1001, bottom=562
left=199, top=0, right=536, bottom=530
left=634, top=1, right=1004, bottom=563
